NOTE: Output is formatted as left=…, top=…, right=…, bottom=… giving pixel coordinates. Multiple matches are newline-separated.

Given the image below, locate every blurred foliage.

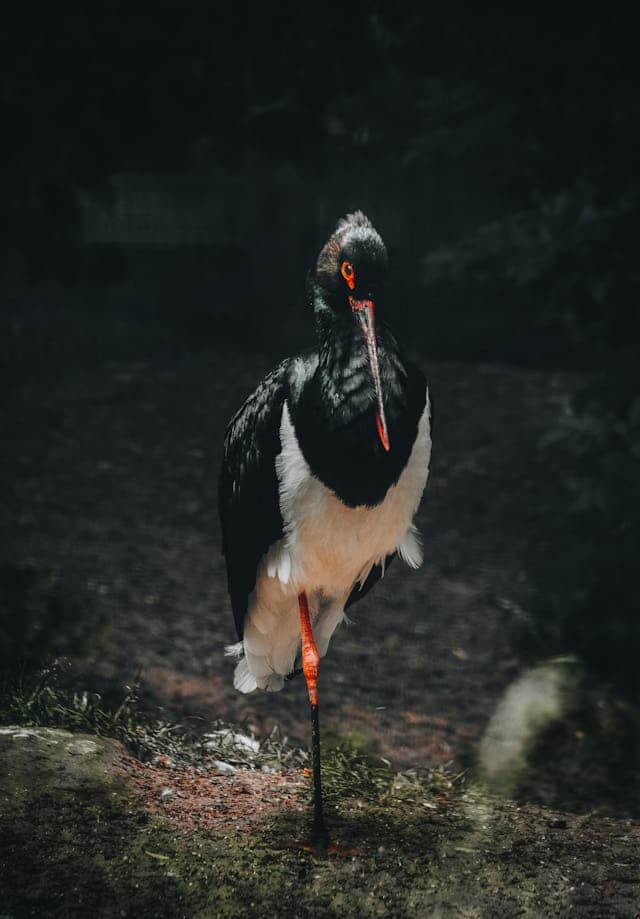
left=425, top=182, right=640, bottom=694
left=3, top=7, right=638, bottom=285
left=518, top=685, right=640, bottom=817
left=424, top=135, right=640, bottom=695
left=424, top=186, right=640, bottom=367
left=0, top=564, right=108, bottom=671
left=527, top=362, right=640, bottom=697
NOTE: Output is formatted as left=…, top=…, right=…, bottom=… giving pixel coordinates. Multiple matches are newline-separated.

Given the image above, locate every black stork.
left=219, top=211, right=431, bottom=842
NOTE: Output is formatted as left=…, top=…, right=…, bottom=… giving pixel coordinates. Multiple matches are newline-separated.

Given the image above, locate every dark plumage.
left=218, top=361, right=289, bottom=639
left=291, top=319, right=426, bottom=507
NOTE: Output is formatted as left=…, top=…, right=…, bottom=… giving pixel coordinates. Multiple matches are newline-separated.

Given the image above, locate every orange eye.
left=341, top=261, right=356, bottom=289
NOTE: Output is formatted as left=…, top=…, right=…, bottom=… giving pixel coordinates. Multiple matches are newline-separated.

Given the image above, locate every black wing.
left=345, top=553, right=396, bottom=610
left=218, top=360, right=291, bottom=639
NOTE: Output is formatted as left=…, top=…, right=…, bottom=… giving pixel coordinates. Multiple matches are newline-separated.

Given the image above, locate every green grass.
left=320, top=735, right=394, bottom=803
left=0, top=663, right=308, bottom=773
left=0, top=668, right=169, bottom=759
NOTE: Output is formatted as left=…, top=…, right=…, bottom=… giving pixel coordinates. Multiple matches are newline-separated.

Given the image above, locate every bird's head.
left=313, top=210, right=388, bottom=308
left=309, top=211, right=391, bottom=452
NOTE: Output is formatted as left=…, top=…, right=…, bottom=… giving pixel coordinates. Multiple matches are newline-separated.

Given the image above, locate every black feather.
left=218, top=360, right=291, bottom=639
left=291, top=309, right=427, bottom=507
left=345, top=553, right=396, bottom=610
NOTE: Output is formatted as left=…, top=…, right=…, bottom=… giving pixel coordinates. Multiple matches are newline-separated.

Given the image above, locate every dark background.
left=4, top=7, right=639, bottom=367
left=1, top=7, right=638, bottom=814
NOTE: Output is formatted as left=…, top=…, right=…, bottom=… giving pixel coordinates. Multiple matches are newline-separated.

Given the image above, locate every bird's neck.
left=311, top=286, right=395, bottom=415
left=318, top=315, right=378, bottom=414
left=290, top=313, right=424, bottom=508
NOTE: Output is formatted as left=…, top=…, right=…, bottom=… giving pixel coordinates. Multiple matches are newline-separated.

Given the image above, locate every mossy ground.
left=1, top=727, right=638, bottom=918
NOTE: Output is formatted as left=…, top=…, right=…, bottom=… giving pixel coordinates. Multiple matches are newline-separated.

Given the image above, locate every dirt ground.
left=1, top=344, right=576, bottom=768
left=1, top=728, right=638, bottom=918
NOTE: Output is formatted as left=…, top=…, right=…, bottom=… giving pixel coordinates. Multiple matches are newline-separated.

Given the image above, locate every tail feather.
left=233, top=657, right=257, bottom=693
left=398, top=525, right=423, bottom=569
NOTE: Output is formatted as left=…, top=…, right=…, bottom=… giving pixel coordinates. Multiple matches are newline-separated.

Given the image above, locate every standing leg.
left=298, top=591, right=327, bottom=844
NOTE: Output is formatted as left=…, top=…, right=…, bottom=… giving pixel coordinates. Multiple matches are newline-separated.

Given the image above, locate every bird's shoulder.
left=222, top=353, right=316, bottom=457
left=219, top=359, right=291, bottom=543
left=224, top=361, right=286, bottom=455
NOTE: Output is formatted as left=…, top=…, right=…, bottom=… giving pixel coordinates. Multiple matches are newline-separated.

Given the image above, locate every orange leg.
left=298, top=591, right=327, bottom=844
left=299, top=591, right=320, bottom=705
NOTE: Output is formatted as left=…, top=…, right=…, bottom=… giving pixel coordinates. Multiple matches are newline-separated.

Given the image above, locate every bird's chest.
left=274, top=402, right=428, bottom=592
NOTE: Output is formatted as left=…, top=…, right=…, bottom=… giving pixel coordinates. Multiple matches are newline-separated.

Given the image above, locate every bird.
left=219, top=211, right=431, bottom=842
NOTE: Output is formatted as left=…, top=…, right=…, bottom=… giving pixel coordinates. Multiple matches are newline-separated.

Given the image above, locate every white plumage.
left=227, top=389, right=431, bottom=693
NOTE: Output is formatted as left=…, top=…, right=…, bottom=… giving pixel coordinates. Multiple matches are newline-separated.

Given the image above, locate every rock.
left=211, top=760, right=236, bottom=775
left=203, top=730, right=260, bottom=755
left=0, top=727, right=57, bottom=742
left=230, top=733, right=260, bottom=754
left=66, top=738, right=100, bottom=756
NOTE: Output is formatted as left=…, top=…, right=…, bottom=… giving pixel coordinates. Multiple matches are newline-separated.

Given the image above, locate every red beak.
left=349, top=296, right=390, bottom=452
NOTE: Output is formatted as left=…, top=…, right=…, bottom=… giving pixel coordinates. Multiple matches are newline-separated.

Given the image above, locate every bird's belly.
left=246, top=493, right=401, bottom=691
left=287, top=488, right=404, bottom=592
